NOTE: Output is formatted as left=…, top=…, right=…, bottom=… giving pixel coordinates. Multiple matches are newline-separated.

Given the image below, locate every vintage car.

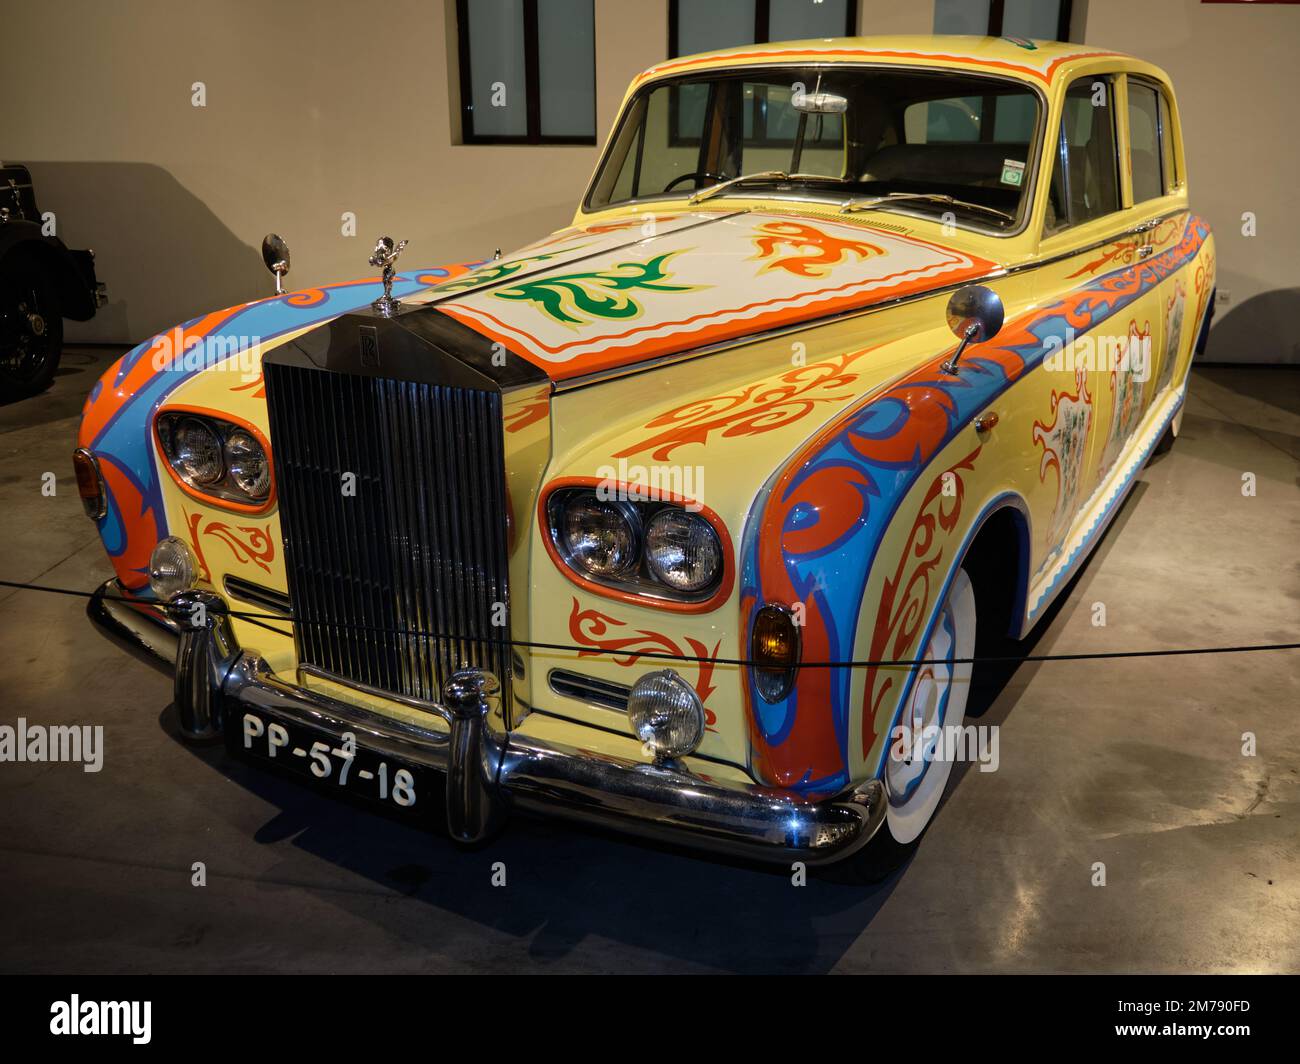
left=78, top=36, right=1214, bottom=878
left=1, top=162, right=107, bottom=400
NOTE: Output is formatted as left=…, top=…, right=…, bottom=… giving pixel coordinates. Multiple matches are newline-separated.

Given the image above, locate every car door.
left=1036, top=71, right=1165, bottom=534
left=1126, top=75, right=1191, bottom=404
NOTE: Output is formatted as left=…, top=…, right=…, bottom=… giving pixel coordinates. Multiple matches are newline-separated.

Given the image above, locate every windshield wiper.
left=688, top=171, right=844, bottom=205
left=840, top=192, right=1015, bottom=224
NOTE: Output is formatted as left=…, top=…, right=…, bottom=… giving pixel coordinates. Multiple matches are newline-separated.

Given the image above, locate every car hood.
left=426, top=209, right=1002, bottom=381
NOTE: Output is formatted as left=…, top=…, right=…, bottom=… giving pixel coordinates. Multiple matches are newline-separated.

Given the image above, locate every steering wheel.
left=663, top=171, right=728, bottom=193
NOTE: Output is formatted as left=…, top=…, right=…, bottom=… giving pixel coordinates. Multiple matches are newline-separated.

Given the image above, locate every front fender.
left=76, top=262, right=481, bottom=590
left=739, top=214, right=1213, bottom=794
left=738, top=349, right=1028, bottom=796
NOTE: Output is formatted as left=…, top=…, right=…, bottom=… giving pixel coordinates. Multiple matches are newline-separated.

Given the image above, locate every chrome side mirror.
left=941, top=284, right=1004, bottom=375
left=261, top=233, right=291, bottom=295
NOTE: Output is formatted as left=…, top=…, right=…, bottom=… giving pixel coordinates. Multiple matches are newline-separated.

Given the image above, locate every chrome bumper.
left=88, top=579, right=885, bottom=865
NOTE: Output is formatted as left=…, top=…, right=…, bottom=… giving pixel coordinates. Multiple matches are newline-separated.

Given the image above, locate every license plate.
left=230, top=710, right=431, bottom=820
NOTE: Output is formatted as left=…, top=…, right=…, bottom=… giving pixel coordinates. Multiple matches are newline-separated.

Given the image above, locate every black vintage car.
left=0, top=162, right=105, bottom=400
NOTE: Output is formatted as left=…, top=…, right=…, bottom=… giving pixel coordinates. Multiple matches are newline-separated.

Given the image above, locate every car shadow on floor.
left=153, top=482, right=1149, bottom=973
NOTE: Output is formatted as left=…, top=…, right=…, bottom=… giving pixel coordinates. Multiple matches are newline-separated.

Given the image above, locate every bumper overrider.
left=88, top=579, right=885, bottom=865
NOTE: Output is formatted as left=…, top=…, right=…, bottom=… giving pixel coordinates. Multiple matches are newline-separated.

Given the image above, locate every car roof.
left=633, top=34, right=1139, bottom=91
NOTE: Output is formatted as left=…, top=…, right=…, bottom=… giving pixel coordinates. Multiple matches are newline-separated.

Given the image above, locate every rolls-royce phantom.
left=77, top=36, right=1214, bottom=879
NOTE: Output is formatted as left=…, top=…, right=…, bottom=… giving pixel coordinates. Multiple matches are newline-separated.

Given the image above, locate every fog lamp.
left=627, top=669, right=704, bottom=762
left=148, top=537, right=198, bottom=600
left=752, top=604, right=800, bottom=703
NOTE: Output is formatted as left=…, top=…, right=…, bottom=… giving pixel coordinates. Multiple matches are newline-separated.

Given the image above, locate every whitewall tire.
left=883, top=567, right=977, bottom=845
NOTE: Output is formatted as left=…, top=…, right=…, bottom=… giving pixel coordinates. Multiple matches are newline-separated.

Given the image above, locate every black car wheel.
left=0, top=259, right=63, bottom=401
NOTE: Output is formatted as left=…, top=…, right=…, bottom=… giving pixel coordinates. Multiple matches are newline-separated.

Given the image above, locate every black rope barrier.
left=2, top=577, right=1297, bottom=671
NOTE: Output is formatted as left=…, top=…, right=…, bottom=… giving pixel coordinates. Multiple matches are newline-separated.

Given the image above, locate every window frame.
left=1125, top=74, right=1179, bottom=200
left=455, top=0, right=597, bottom=146
left=1043, top=72, right=1123, bottom=235
left=667, top=0, right=857, bottom=59
left=582, top=64, right=1050, bottom=241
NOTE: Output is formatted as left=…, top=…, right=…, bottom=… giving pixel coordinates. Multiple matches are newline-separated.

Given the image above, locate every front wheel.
left=0, top=260, right=63, bottom=402
left=825, top=568, right=977, bottom=884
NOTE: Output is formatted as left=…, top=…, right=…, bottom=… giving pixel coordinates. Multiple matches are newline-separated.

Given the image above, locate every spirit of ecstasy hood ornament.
left=369, top=235, right=408, bottom=316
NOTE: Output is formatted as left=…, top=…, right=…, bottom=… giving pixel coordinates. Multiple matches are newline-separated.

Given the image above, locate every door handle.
left=1137, top=244, right=1154, bottom=259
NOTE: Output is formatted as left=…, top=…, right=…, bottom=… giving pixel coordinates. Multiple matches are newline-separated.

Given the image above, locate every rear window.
left=1127, top=81, right=1164, bottom=204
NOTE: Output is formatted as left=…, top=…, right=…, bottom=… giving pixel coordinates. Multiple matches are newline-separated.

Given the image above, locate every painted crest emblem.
left=750, top=220, right=884, bottom=278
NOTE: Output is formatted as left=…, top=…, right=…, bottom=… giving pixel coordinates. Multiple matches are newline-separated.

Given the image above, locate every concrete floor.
left=0, top=347, right=1296, bottom=974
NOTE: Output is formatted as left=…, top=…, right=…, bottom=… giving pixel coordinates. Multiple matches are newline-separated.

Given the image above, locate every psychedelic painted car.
left=78, top=36, right=1214, bottom=877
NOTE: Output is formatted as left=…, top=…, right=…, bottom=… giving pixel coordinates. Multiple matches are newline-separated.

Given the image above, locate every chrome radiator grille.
left=264, top=361, right=511, bottom=707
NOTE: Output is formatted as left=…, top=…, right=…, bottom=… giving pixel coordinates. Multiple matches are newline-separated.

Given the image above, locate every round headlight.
left=627, top=669, right=705, bottom=762
left=148, top=536, right=197, bottom=601
left=224, top=429, right=271, bottom=499
left=172, top=418, right=224, bottom=486
left=561, top=495, right=639, bottom=576
left=644, top=509, right=722, bottom=593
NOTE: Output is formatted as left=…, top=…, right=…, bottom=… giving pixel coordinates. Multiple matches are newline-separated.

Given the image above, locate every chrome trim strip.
left=223, top=575, right=292, bottom=616
left=296, top=662, right=454, bottom=726
left=547, top=667, right=631, bottom=712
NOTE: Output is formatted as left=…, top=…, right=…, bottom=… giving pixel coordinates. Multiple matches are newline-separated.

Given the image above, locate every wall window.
left=456, top=0, right=595, bottom=144
left=1127, top=78, right=1178, bottom=201
left=1046, top=76, right=1120, bottom=231
left=669, top=0, right=855, bottom=59
left=934, top=0, right=1074, bottom=42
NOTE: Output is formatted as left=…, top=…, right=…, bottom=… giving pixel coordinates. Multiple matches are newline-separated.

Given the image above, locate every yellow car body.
left=79, top=36, right=1215, bottom=864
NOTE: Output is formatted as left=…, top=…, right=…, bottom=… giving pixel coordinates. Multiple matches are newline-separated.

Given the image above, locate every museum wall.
left=1, top=0, right=930, bottom=347
left=6, top=1, right=1291, bottom=363
left=0, top=0, right=656, bottom=344
left=1081, top=0, right=1299, bottom=364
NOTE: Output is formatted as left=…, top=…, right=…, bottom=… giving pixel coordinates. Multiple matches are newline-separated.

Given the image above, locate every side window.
left=1127, top=81, right=1165, bottom=204
left=1046, top=76, right=1121, bottom=232
left=1157, top=91, right=1178, bottom=191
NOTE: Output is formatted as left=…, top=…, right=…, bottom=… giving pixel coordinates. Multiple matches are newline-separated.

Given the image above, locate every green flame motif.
left=434, top=250, right=576, bottom=294
left=491, top=252, right=701, bottom=327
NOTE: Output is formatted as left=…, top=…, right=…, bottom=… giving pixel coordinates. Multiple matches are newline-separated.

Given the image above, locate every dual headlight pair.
left=156, top=412, right=271, bottom=506
left=549, top=489, right=723, bottom=600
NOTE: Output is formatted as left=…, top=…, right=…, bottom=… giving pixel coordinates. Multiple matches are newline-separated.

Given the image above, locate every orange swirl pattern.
left=751, top=220, right=884, bottom=278
left=185, top=509, right=276, bottom=581
left=859, top=445, right=981, bottom=758
left=567, top=598, right=719, bottom=723
left=614, top=345, right=880, bottom=462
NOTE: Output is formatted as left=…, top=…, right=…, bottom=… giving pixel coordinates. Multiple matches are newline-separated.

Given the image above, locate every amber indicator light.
left=752, top=604, right=801, bottom=703
left=72, top=449, right=106, bottom=520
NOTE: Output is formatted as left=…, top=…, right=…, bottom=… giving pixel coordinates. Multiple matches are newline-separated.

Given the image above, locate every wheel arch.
left=860, top=489, right=1032, bottom=780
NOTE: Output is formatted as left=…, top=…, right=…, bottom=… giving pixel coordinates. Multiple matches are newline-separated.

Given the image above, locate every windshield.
left=586, top=66, right=1042, bottom=231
